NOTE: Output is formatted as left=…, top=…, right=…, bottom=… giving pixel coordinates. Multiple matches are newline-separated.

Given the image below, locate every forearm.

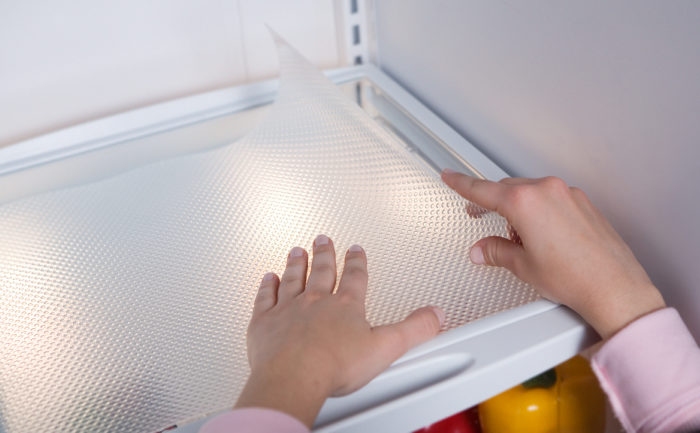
left=235, top=368, right=330, bottom=428
left=577, top=282, right=666, bottom=340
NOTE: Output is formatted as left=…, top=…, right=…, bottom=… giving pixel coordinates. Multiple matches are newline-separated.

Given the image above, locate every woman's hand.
left=441, top=169, right=665, bottom=340
left=235, top=235, right=444, bottom=427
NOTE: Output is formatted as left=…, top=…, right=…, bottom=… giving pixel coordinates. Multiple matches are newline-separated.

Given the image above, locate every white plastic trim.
left=0, top=67, right=361, bottom=175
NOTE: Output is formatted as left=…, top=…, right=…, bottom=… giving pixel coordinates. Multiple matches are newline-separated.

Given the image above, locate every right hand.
left=441, top=169, right=665, bottom=339
left=236, top=236, right=443, bottom=426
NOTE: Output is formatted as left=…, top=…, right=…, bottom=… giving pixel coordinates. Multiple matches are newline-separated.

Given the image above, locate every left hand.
left=440, top=169, right=664, bottom=340
left=235, top=234, right=444, bottom=427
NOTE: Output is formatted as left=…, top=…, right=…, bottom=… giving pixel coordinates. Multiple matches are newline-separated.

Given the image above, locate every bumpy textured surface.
left=0, top=38, right=538, bottom=433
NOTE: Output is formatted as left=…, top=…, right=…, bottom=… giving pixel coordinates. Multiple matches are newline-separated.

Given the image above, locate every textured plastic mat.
left=0, top=38, right=538, bottom=433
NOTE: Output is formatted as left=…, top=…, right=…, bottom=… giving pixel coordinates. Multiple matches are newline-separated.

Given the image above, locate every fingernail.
left=470, top=245, right=485, bottom=264
left=348, top=244, right=363, bottom=253
left=432, top=307, right=445, bottom=327
left=262, top=272, right=275, bottom=281
left=314, top=234, right=329, bottom=247
left=442, top=168, right=456, bottom=175
left=289, top=247, right=304, bottom=258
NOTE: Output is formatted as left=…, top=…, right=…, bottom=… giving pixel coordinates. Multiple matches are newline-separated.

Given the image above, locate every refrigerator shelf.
left=0, top=57, right=596, bottom=433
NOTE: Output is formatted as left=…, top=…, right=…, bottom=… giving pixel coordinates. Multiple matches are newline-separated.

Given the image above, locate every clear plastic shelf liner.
left=0, top=37, right=537, bottom=432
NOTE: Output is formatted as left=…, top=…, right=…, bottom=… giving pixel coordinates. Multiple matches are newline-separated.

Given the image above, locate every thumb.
left=471, top=236, right=523, bottom=273
left=372, top=306, right=444, bottom=363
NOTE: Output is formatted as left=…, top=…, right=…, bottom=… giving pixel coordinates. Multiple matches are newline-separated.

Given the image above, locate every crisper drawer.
left=0, top=41, right=597, bottom=433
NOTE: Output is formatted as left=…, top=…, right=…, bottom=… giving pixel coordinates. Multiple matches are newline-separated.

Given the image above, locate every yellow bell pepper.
left=479, top=356, right=606, bottom=433
left=557, top=356, right=606, bottom=433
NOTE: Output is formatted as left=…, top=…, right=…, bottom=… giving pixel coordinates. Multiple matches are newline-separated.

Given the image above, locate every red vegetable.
left=414, top=407, right=481, bottom=433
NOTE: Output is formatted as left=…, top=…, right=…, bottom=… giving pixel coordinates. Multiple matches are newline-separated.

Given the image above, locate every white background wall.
left=0, top=0, right=343, bottom=146
left=373, top=0, right=700, bottom=341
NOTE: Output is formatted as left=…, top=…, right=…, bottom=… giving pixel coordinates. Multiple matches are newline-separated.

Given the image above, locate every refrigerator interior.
left=5, top=1, right=684, bottom=432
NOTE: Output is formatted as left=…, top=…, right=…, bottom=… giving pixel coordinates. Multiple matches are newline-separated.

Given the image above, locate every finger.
left=305, top=234, right=337, bottom=295
left=278, top=246, right=308, bottom=302
left=470, top=236, right=525, bottom=275
left=253, top=272, right=279, bottom=316
left=336, top=245, right=368, bottom=302
left=372, top=306, right=444, bottom=362
left=441, top=169, right=508, bottom=214
left=569, top=186, right=588, bottom=203
left=499, top=177, right=538, bottom=185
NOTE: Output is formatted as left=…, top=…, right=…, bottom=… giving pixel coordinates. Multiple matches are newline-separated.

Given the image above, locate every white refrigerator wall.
left=373, top=0, right=700, bottom=342
left=0, top=0, right=344, bottom=147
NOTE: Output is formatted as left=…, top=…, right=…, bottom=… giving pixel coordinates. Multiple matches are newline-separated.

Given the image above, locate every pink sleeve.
left=198, top=408, right=310, bottom=433
left=591, top=308, right=700, bottom=433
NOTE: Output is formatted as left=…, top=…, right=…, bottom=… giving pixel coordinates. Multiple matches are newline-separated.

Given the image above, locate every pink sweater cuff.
left=199, top=408, right=310, bottom=433
left=592, top=308, right=700, bottom=433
